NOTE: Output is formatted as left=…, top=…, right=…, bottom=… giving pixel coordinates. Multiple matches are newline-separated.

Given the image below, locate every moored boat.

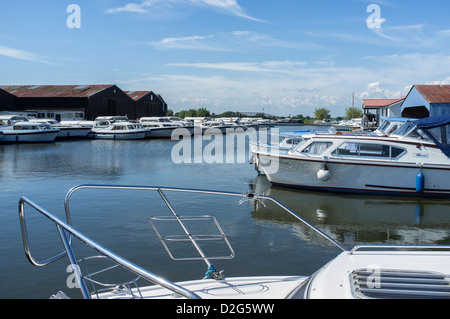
left=91, top=116, right=147, bottom=140
left=0, top=115, right=60, bottom=143
left=29, top=119, right=91, bottom=139
left=254, top=115, right=450, bottom=197
left=139, top=117, right=181, bottom=138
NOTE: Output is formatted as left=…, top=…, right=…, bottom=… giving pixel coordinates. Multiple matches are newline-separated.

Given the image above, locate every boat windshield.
left=391, top=121, right=416, bottom=136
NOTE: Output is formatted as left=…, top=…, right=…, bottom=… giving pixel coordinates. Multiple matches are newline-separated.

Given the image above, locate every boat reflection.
left=250, top=175, right=450, bottom=247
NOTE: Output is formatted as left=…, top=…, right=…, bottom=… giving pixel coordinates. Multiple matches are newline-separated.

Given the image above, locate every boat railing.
left=19, top=195, right=202, bottom=299
left=350, top=245, right=450, bottom=254
left=19, top=184, right=349, bottom=299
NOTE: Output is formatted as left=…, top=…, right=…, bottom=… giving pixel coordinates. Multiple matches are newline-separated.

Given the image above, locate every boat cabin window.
left=392, top=121, right=416, bottom=136
left=301, top=142, right=333, bottom=155
left=425, top=125, right=449, bottom=145
left=333, top=142, right=405, bottom=159
left=285, top=138, right=303, bottom=145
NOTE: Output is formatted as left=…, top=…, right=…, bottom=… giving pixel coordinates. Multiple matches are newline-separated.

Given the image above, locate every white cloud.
left=152, top=35, right=217, bottom=50
left=106, top=0, right=261, bottom=21
left=0, top=45, right=58, bottom=65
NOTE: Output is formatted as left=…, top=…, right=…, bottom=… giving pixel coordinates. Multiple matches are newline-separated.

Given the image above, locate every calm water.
left=1, top=126, right=449, bottom=298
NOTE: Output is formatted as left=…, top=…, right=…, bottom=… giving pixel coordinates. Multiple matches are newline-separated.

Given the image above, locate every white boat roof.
left=307, top=247, right=450, bottom=299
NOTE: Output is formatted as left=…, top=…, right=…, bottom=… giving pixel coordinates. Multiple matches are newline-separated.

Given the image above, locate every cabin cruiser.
left=253, top=115, right=450, bottom=197
left=0, top=115, right=60, bottom=143
left=18, top=184, right=450, bottom=299
left=29, top=119, right=91, bottom=139
left=139, top=117, right=182, bottom=138
left=199, top=119, right=234, bottom=134
left=91, top=116, right=147, bottom=140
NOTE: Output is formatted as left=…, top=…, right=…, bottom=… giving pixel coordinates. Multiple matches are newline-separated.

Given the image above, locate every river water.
left=1, top=125, right=449, bottom=298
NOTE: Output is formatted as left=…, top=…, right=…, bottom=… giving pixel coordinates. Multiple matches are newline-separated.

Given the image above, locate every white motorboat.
left=29, top=119, right=91, bottom=139
left=92, top=116, right=147, bottom=140
left=18, top=184, right=450, bottom=299
left=254, top=115, right=450, bottom=197
left=199, top=120, right=234, bottom=134
left=139, top=117, right=181, bottom=138
left=0, top=115, right=60, bottom=143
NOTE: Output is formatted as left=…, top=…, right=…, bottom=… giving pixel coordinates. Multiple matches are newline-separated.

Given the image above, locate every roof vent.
left=351, top=269, right=450, bottom=299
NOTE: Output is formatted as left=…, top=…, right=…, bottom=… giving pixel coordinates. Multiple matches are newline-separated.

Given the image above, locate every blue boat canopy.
left=415, top=114, right=450, bottom=158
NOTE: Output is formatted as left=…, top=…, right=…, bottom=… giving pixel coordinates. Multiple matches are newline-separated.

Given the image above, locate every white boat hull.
left=92, top=131, right=147, bottom=140
left=57, top=128, right=91, bottom=139
left=146, top=127, right=177, bottom=138
left=256, top=152, right=450, bottom=197
left=0, top=130, right=60, bottom=143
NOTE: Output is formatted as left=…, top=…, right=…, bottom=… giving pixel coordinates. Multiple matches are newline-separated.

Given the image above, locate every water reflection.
left=250, top=175, right=450, bottom=247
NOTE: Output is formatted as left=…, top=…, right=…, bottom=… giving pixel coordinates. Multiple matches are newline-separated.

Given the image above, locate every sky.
left=1, top=0, right=450, bottom=117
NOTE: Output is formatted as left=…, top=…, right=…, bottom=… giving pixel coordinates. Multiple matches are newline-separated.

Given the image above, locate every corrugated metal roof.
left=0, top=85, right=114, bottom=98
left=124, top=91, right=151, bottom=101
left=414, top=85, right=450, bottom=104
left=363, top=96, right=405, bottom=108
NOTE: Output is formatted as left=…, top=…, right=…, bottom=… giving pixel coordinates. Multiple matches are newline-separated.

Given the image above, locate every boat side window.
left=427, top=125, right=449, bottom=145
left=333, top=142, right=405, bottom=159
left=301, top=142, right=333, bottom=155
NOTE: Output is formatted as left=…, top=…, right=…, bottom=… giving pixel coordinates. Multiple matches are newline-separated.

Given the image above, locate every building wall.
left=0, top=88, right=17, bottom=111
left=1, top=85, right=167, bottom=120
left=87, top=86, right=136, bottom=120
left=401, top=87, right=431, bottom=118
left=135, top=92, right=167, bottom=118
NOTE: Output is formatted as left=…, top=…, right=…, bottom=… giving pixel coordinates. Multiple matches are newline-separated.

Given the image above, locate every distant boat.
left=91, top=116, right=147, bottom=140
left=0, top=115, right=60, bottom=143
left=29, top=119, right=91, bottom=139
left=139, top=117, right=182, bottom=138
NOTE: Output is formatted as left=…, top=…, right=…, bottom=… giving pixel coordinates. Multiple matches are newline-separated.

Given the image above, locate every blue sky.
left=1, top=0, right=450, bottom=117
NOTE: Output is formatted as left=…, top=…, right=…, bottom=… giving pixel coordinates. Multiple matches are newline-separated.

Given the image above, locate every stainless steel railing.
left=19, top=183, right=349, bottom=299
left=19, top=195, right=201, bottom=299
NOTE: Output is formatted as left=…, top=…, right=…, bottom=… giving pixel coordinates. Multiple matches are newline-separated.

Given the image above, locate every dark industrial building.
left=125, top=91, right=168, bottom=118
left=0, top=84, right=168, bottom=120
left=0, top=88, right=16, bottom=110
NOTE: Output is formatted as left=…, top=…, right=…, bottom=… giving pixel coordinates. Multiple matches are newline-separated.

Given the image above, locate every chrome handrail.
left=20, top=183, right=350, bottom=299
left=64, top=184, right=348, bottom=253
left=350, top=245, right=450, bottom=254
left=19, top=196, right=201, bottom=299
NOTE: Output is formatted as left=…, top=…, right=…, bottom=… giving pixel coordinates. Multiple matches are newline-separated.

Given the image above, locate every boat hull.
left=146, top=128, right=177, bottom=138
left=256, top=152, right=450, bottom=197
left=92, top=131, right=147, bottom=140
left=0, top=130, right=60, bottom=143
left=57, top=128, right=91, bottom=139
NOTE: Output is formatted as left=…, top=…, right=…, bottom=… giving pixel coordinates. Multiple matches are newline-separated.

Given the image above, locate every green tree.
left=314, top=108, right=331, bottom=120
left=345, top=107, right=363, bottom=120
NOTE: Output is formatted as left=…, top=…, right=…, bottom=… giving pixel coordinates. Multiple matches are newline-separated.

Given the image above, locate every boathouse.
left=401, top=85, right=450, bottom=118
left=362, top=96, right=406, bottom=127
left=125, top=91, right=168, bottom=118
left=0, top=84, right=137, bottom=120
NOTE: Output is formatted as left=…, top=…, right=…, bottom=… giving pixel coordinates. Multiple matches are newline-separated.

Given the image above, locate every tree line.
left=168, top=106, right=365, bottom=121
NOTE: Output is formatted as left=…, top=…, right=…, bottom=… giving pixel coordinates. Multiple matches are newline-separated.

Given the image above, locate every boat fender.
left=416, top=171, right=425, bottom=193
left=317, top=163, right=331, bottom=182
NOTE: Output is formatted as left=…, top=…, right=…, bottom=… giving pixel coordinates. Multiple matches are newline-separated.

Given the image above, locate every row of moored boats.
left=0, top=115, right=273, bottom=143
